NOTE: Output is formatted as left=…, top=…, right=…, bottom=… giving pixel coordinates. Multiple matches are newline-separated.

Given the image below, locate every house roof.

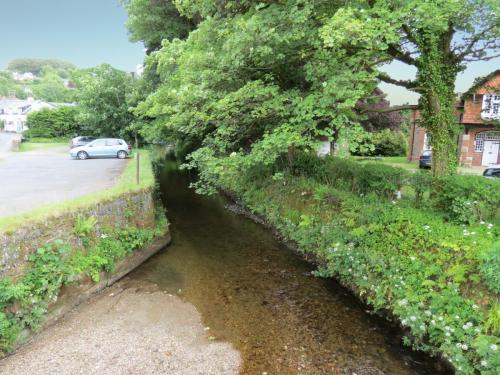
left=461, top=70, right=500, bottom=100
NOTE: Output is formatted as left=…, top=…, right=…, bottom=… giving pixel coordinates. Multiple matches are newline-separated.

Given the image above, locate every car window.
left=491, top=169, right=500, bottom=177
left=106, top=139, right=121, bottom=146
left=90, top=139, right=106, bottom=146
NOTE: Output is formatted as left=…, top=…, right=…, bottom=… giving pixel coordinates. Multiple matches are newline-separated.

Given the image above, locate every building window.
left=482, top=94, right=500, bottom=119
left=475, top=131, right=500, bottom=152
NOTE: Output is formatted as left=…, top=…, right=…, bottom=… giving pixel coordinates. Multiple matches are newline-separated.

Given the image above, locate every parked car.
left=70, top=136, right=96, bottom=149
left=483, top=165, right=500, bottom=178
left=70, top=138, right=131, bottom=160
left=419, top=150, right=432, bottom=169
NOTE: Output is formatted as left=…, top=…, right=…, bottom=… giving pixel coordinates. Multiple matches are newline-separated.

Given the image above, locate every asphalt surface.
left=0, top=146, right=127, bottom=217
left=0, top=133, right=19, bottom=156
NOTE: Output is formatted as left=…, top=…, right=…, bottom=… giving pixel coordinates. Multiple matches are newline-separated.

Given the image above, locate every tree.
left=30, top=66, right=75, bottom=103
left=321, top=0, right=500, bottom=177
left=7, top=58, right=75, bottom=77
left=120, top=0, right=194, bottom=52
left=132, top=0, right=377, bottom=177
left=73, top=64, right=135, bottom=138
left=25, top=106, right=80, bottom=138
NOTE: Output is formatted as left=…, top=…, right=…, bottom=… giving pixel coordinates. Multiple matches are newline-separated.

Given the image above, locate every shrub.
left=25, top=106, right=81, bottom=139
left=433, top=175, right=500, bottom=224
left=479, top=242, right=500, bottom=293
left=354, top=129, right=408, bottom=157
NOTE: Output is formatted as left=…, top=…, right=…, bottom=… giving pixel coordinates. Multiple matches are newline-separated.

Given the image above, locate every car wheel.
left=77, top=151, right=88, bottom=160
left=117, top=150, right=128, bottom=159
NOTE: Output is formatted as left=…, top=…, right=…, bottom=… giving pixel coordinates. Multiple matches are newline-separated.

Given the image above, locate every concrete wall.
left=0, top=188, right=171, bottom=351
left=0, top=190, right=158, bottom=279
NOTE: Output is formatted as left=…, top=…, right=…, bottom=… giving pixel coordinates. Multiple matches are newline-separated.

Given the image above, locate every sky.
left=0, top=0, right=498, bottom=105
left=0, top=0, right=144, bottom=72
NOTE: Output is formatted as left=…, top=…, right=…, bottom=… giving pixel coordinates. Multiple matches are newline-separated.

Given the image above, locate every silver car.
left=70, top=138, right=131, bottom=160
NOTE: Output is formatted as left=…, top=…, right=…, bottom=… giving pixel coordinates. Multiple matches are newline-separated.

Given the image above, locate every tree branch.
left=387, top=44, right=418, bottom=66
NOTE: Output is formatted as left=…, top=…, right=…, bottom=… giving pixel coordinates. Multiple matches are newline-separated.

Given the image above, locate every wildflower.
left=490, top=344, right=498, bottom=351
left=410, top=256, right=416, bottom=261
left=410, top=316, right=417, bottom=322
left=398, top=299, right=408, bottom=306
left=487, top=223, right=493, bottom=229
left=480, top=221, right=485, bottom=225
left=100, top=233, right=108, bottom=239
left=424, top=310, right=431, bottom=316
left=472, top=304, right=479, bottom=310
left=419, top=325, right=425, bottom=331
left=445, top=332, right=451, bottom=337
left=401, top=319, right=407, bottom=326
left=481, top=360, right=488, bottom=366
left=423, top=225, right=430, bottom=230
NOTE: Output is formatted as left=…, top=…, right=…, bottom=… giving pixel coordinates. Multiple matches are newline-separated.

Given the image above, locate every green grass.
left=18, top=142, right=67, bottom=152
left=0, top=150, right=155, bottom=233
left=24, top=137, right=70, bottom=143
left=355, top=156, right=419, bottom=171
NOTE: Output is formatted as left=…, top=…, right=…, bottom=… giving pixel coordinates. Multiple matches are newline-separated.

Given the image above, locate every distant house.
left=0, top=97, right=70, bottom=133
left=11, top=71, right=35, bottom=81
left=408, top=70, right=500, bottom=167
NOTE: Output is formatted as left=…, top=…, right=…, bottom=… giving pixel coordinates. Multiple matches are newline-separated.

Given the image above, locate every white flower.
left=402, top=319, right=408, bottom=326
left=230, top=152, right=237, bottom=157
left=398, top=299, right=408, bottom=306
left=481, top=360, right=488, bottom=366
left=410, top=256, right=416, bottom=261
left=410, top=316, right=417, bottom=322
left=424, top=310, right=432, bottom=316
left=419, top=325, right=425, bottom=330
left=100, top=233, right=108, bottom=239
left=487, top=223, right=493, bottom=229
left=480, top=221, right=485, bottom=225
left=431, top=320, right=436, bottom=325
left=472, top=304, right=479, bottom=310
left=490, top=344, right=498, bottom=351
left=423, top=225, right=430, bottom=230
left=445, top=332, right=451, bottom=337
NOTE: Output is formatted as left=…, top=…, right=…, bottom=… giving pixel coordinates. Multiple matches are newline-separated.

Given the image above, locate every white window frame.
left=475, top=131, right=500, bottom=152
left=482, top=94, right=500, bottom=120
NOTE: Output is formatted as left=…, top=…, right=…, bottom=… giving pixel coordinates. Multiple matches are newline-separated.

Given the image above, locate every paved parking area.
left=0, top=147, right=127, bottom=217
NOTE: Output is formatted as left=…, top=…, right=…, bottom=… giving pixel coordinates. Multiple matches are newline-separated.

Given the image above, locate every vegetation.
left=25, top=107, right=80, bottom=139
left=0, top=213, right=167, bottom=355
left=120, top=0, right=194, bottom=52
left=125, top=0, right=499, bottom=179
left=200, top=153, right=499, bottom=374
left=7, top=58, right=76, bottom=77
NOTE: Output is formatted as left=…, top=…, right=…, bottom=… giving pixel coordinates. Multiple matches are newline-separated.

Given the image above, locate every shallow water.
left=129, top=161, right=448, bottom=375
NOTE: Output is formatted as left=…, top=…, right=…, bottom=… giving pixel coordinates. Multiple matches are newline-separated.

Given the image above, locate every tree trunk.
left=418, top=46, right=461, bottom=180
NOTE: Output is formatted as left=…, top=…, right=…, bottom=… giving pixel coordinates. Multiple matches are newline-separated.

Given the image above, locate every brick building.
left=408, top=70, right=500, bottom=167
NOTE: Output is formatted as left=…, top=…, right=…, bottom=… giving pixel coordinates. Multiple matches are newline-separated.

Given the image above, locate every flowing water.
left=129, top=161, right=448, bottom=375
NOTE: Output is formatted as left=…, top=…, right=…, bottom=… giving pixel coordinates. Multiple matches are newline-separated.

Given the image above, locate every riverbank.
left=192, top=155, right=499, bottom=375
left=0, top=278, right=241, bottom=375
left=0, top=150, right=169, bottom=355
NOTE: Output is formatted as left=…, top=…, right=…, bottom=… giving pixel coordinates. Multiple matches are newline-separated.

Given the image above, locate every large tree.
left=73, top=64, right=135, bottom=138
left=321, top=0, right=500, bottom=177
left=120, top=0, right=194, bottom=52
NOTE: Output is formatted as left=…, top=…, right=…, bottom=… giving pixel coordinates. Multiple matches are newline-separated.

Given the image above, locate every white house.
left=0, top=97, right=68, bottom=133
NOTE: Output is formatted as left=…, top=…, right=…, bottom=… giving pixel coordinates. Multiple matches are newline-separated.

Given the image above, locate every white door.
left=482, top=141, right=500, bottom=166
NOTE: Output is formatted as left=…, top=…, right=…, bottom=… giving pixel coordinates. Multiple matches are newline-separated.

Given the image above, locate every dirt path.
left=0, top=279, right=241, bottom=375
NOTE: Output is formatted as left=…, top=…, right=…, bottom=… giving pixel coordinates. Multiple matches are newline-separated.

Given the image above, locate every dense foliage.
left=201, top=153, right=500, bottom=374
left=7, top=58, right=75, bottom=77
left=25, top=106, right=80, bottom=139
left=0, top=212, right=167, bottom=355
left=120, top=0, right=194, bottom=51
left=72, top=64, right=136, bottom=138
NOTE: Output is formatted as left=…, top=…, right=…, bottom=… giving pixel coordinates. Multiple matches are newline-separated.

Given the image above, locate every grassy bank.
left=202, top=155, right=499, bottom=375
left=0, top=150, right=154, bottom=233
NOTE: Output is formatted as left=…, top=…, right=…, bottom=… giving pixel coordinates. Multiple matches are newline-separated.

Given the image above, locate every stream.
left=129, top=160, right=448, bottom=375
